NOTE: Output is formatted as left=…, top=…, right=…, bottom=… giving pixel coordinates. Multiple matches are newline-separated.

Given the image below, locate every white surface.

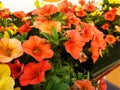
left=0, top=0, right=101, bottom=12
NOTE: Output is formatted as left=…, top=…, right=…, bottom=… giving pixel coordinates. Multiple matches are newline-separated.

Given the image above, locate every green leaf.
left=41, top=32, right=52, bottom=41
left=45, top=76, right=60, bottom=90
left=52, top=83, right=69, bottom=90
left=51, top=27, right=58, bottom=40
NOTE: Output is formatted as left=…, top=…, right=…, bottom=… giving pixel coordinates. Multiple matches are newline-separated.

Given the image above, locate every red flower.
left=104, top=11, right=115, bottom=21
left=22, top=36, right=54, bottom=61
left=19, top=60, right=51, bottom=86
left=85, top=3, right=96, bottom=12
left=101, top=23, right=109, bottom=30
left=76, top=10, right=86, bottom=17
left=8, top=59, right=24, bottom=79
left=98, top=78, right=107, bottom=90
left=75, top=80, right=95, bottom=90
left=18, top=21, right=31, bottom=35
left=64, top=30, right=85, bottom=59
left=13, top=11, right=25, bottom=18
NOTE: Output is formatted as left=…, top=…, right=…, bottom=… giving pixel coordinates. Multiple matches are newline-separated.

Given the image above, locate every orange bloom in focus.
left=18, top=21, right=31, bottom=35
left=101, top=23, right=109, bottom=30
left=105, top=34, right=116, bottom=44
left=22, top=36, right=54, bottom=61
left=85, top=3, right=96, bottom=12
left=76, top=10, right=86, bottom=17
left=0, top=38, right=23, bottom=63
left=19, top=60, right=51, bottom=86
left=67, top=13, right=81, bottom=25
left=13, top=11, right=25, bottom=18
left=64, top=30, right=85, bottom=59
left=75, top=80, right=95, bottom=90
left=33, top=4, right=58, bottom=16
left=104, top=11, right=115, bottom=21
left=91, top=25, right=106, bottom=63
left=33, top=20, right=61, bottom=34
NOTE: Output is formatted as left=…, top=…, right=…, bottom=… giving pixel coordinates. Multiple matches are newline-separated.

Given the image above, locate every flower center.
left=33, top=48, right=40, bottom=54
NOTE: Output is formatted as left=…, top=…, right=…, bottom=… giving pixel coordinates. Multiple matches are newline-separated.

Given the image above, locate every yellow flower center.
left=33, top=48, right=40, bottom=54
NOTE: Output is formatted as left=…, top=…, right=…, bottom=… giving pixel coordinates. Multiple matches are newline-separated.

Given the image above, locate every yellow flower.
left=0, top=2, right=3, bottom=9
left=0, top=38, right=24, bottom=63
left=14, top=87, right=21, bottom=90
left=0, top=64, right=15, bottom=90
left=108, top=0, right=120, bottom=4
left=4, top=25, right=18, bottom=38
left=117, top=8, right=120, bottom=16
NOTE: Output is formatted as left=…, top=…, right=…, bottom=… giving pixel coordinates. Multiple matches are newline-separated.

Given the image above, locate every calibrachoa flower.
left=0, top=64, right=15, bottom=90
left=22, top=36, right=54, bottom=61
left=75, top=80, right=95, bottom=90
left=0, top=38, right=23, bottom=63
left=8, top=59, right=24, bottom=79
left=18, top=21, right=31, bottom=35
left=1, top=0, right=120, bottom=90
left=19, top=60, right=51, bottom=86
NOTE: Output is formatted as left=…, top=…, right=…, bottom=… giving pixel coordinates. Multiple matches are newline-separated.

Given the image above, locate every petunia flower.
left=75, top=80, right=95, bottom=90
left=104, top=11, right=115, bottom=21
left=0, top=38, right=24, bottom=63
left=18, top=21, right=31, bottom=35
left=8, top=59, right=24, bottom=79
left=91, top=24, right=106, bottom=63
left=34, top=20, right=61, bottom=34
left=85, top=3, right=96, bottom=12
left=19, top=60, right=51, bottom=86
left=64, top=30, right=85, bottom=59
left=13, top=11, right=25, bottom=18
left=98, top=78, right=107, bottom=90
left=105, top=34, right=116, bottom=45
left=0, top=64, right=15, bottom=90
left=32, top=4, right=58, bottom=16
left=101, top=23, right=109, bottom=30
left=22, top=36, right=54, bottom=61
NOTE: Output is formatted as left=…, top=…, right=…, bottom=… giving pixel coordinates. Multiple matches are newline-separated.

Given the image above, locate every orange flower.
left=0, top=38, right=23, bottom=63
left=81, top=22, right=93, bottom=42
left=18, top=21, right=31, bottom=35
left=57, top=0, right=70, bottom=13
left=101, top=23, right=109, bottom=30
left=13, top=11, right=25, bottom=18
left=104, top=11, right=115, bottom=21
left=91, top=25, right=106, bottom=63
left=33, top=20, right=61, bottom=34
left=79, top=0, right=85, bottom=5
left=64, top=30, right=85, bottom=59
left=76, top=10, right=86, bottom=17
left=0, top=8, right=10, bottom=19
left=105, top=34, right=116, bottom=44
left=75, top=80, right=95, bottom=90
left=22, top=36, right=54, bottom=61
left=67, top=13, right=81, bottom=25
left=85, top=3, right=96, bottom=12
left=19, top=60, right=51, bottom=86
left=33, top=4, right=58, bottom=16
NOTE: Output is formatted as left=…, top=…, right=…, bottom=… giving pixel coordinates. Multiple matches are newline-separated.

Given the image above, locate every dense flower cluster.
left=0, top=0, right=120, bottom=90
